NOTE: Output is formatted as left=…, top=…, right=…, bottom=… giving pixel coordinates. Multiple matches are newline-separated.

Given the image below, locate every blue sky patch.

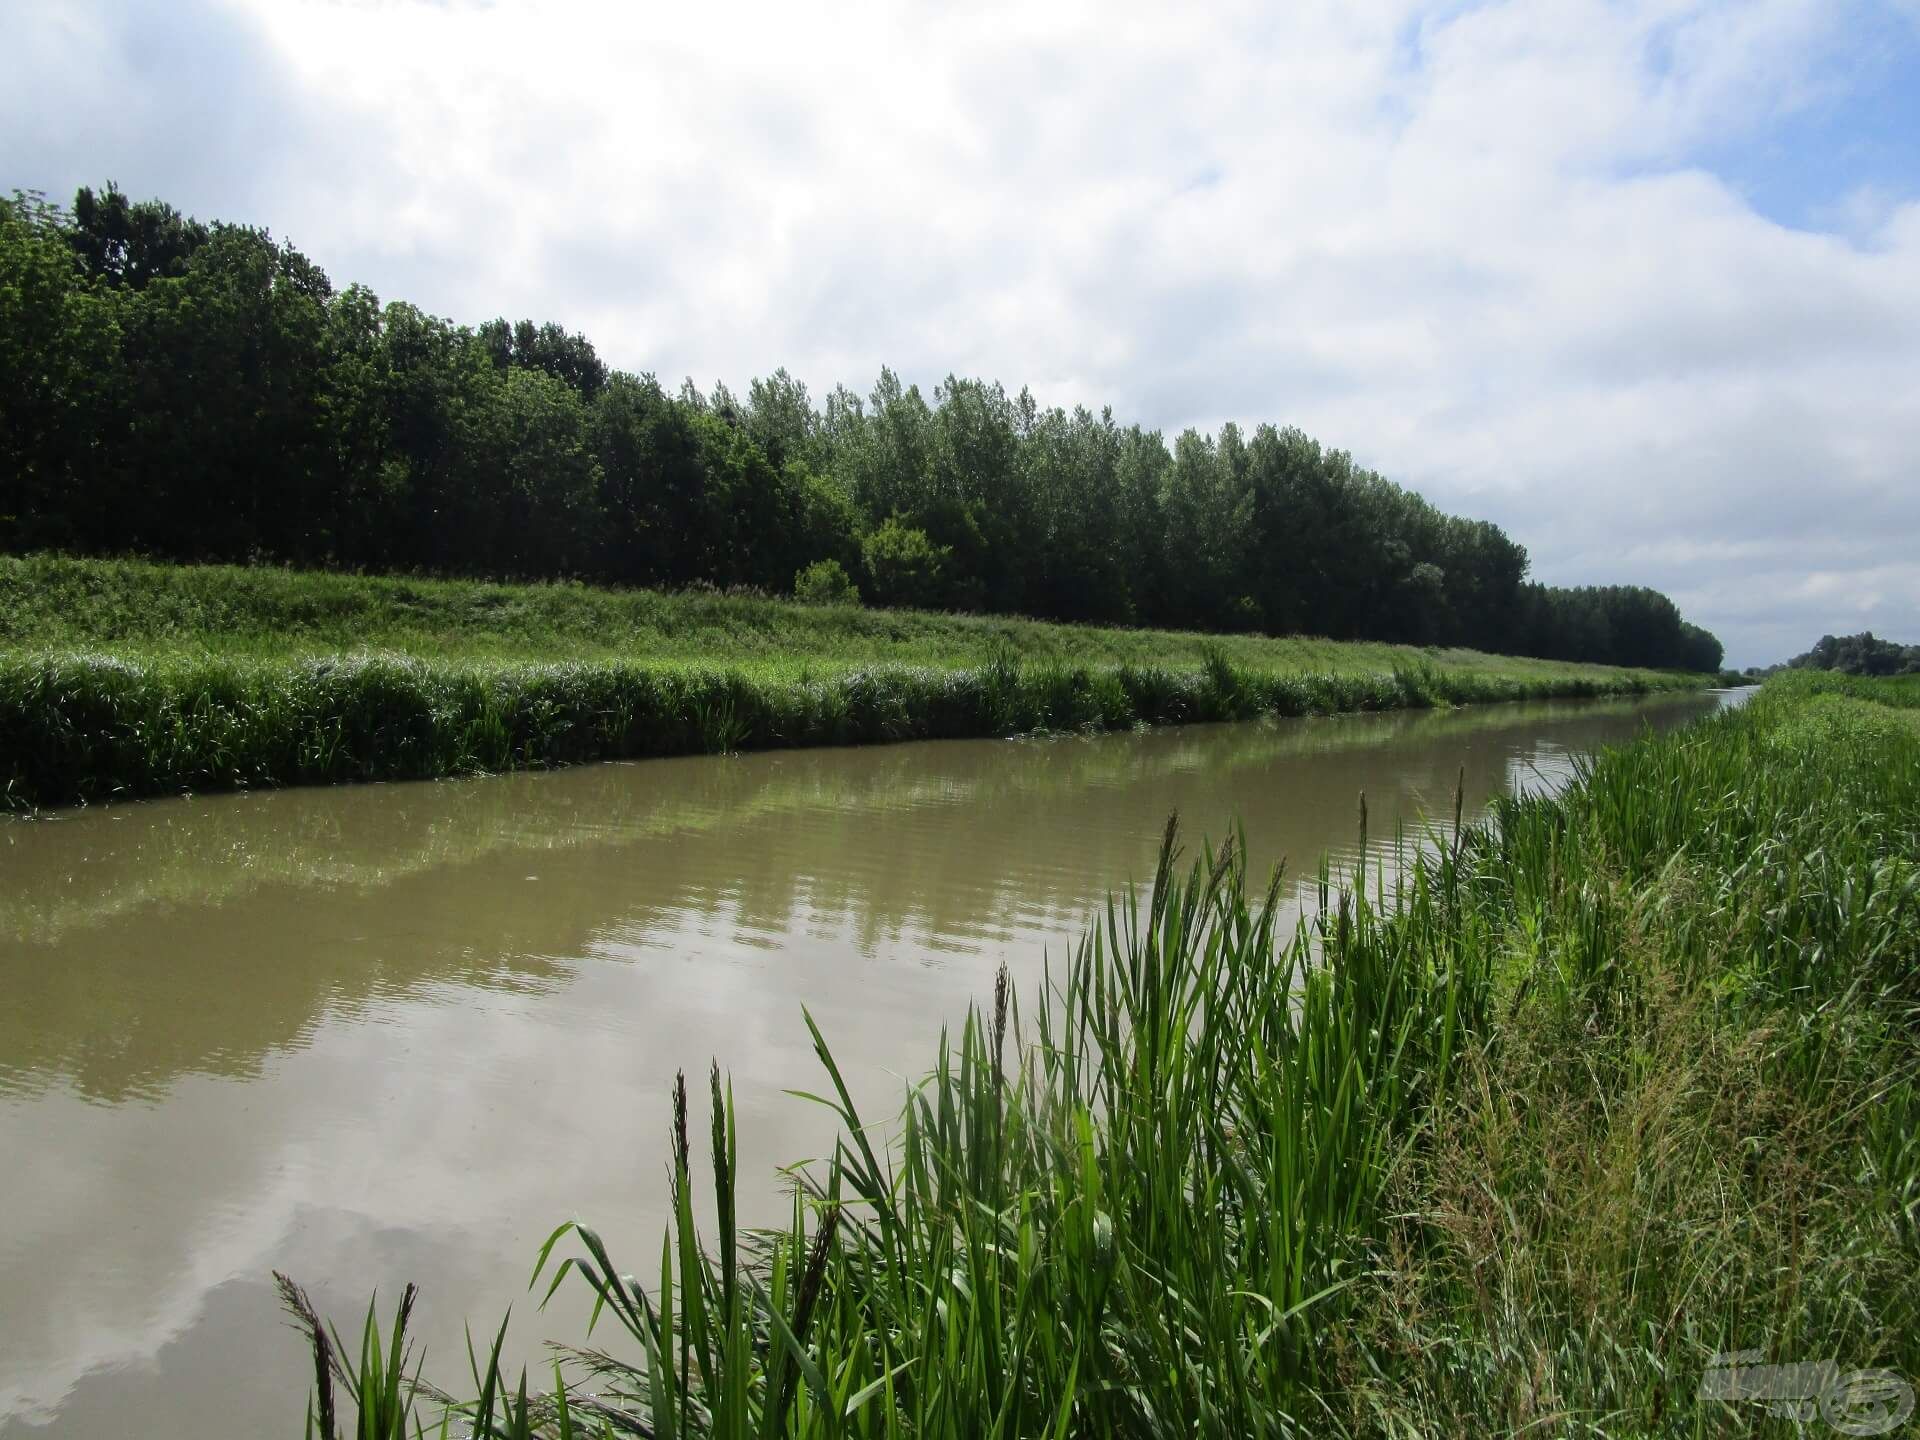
left=1689, top=4, right=1920, bottom=238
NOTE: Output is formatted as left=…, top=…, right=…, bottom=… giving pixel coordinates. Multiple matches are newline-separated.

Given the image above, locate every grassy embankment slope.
left=285, top=669, right=1919, bottom=1437
left=0, top=554, right=1703, bottom=809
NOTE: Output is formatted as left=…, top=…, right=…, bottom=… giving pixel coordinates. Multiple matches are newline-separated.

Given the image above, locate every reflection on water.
left=0, top=691, right=1728, bottom=1436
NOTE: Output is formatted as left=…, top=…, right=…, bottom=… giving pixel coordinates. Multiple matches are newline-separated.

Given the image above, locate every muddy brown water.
left=0, top=690, right=1743, bottom=1436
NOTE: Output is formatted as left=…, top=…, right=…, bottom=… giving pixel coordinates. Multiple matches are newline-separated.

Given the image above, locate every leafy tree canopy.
left=0, top=185, right=1724, bottom=672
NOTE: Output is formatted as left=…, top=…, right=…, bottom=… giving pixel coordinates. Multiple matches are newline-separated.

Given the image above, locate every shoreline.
left=0, top=554, right=1705, bottom=812
left=0, top=647, right=1702, bottom=812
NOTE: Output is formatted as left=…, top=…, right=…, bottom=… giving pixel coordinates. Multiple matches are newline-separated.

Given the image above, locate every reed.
left=280, top=674, right=1917, bottom=1436
left=0, top=649, right=1682, bottom=811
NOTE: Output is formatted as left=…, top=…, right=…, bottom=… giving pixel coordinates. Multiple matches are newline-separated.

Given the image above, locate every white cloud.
left=3, top=0, right=1918, bottom=665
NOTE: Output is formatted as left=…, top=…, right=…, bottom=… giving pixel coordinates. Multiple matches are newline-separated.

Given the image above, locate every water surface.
left=0, top=691, right=1734, bottom=1436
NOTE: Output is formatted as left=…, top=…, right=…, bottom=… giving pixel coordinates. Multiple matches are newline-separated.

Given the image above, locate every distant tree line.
left=1788, top=633, right=1920, bottom=676
left=0, top=185, right=1723, bottom=672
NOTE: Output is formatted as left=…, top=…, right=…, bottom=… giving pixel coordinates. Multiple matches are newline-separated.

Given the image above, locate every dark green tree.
left=0, top=183, right=1728, bottom=672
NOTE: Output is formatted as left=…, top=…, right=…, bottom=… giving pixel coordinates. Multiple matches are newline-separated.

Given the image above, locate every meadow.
left=283, top=671, right=1918, bottom=1437
left=0, top=555, right=1698, bottom=810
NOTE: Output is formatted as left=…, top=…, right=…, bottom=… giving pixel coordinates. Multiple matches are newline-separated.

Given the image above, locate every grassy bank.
left=285, top=672, right=1917, bottom=1436
left=0, top=555, right=1698, bottom=810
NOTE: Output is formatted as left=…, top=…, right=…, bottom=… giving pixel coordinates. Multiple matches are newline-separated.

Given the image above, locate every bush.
left=793, top=558, right=860, bottom=606
left=860, top=517, right=950, bottom=609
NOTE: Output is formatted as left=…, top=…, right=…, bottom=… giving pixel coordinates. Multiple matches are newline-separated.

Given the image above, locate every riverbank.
left=286, top=670, right=1916, bottom=1435
left=0, top=555, right=1700, bottom=810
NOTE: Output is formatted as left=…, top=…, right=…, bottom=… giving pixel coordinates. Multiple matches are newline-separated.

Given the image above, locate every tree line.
left=1787, top=633, right=1920, bottom=676
left=0, top=185, right=1723, bottom=672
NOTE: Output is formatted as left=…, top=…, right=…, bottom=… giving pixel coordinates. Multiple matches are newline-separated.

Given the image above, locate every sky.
left=5, top=0, right=1919, bottom=667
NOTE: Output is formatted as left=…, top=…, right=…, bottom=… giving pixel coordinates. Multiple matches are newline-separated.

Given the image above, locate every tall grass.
left=0, top=553, right=1697, bottom=679
left=0, top=645, right=1683, bottom=812
left=1355, top=675, right=1919, bottom=1433
left=282, top=675, right=1917, bottom=1436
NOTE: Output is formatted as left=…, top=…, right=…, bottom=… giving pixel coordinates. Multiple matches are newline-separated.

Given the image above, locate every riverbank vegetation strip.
left=284, top=670, right=1918, bottom=1436
left=0, top=555, right=1697, bottom=811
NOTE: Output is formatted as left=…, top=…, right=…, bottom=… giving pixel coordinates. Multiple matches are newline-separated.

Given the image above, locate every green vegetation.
left=0, top=555, right=1696, bottom=810
left=284, top=674, right=1918, bottom=1436
left=1787, top=631, right=1920, bottom=677
left=1762, top=669, right=1920, bottom=710
left=3, top=185, right=1721, bottom=672
left=794, top=560, right=860, bottom=608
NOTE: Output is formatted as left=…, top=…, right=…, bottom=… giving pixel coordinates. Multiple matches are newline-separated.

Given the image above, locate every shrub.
left=860, top=517, right=950, bottom=609
left=792, top=558, right=859, bottom=606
